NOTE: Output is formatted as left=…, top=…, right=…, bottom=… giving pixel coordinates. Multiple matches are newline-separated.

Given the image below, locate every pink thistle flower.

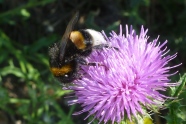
left=67, top=25, right=180, bottom=124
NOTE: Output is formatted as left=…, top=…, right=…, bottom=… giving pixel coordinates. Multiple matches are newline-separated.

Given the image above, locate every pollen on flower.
left=66, top=25, right=180, bottom=124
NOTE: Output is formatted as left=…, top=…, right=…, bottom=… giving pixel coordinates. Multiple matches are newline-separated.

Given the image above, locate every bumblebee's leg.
left=76, top=57, right=103, bottom=66
left=76, top=58, right=96, bottom=66
left=92, top=44, right=119, bottom=51
left=64, top=54, right=97, bottom=66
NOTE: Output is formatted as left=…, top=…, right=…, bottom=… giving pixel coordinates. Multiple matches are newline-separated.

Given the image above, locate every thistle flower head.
left=67, top=25, right=180, bottom=124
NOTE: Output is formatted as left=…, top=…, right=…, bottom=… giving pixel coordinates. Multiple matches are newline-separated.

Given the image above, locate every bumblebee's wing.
left=59, top=11, right=79, bottom=61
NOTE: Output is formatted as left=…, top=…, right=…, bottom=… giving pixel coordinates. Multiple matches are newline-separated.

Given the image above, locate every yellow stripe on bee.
left=70, top=31, right=86, bottom=49
left=50, top=64, right=72, bottom=76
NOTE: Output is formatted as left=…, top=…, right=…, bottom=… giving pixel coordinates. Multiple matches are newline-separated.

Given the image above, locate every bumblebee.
left=49, top=12, right=108, bottom=83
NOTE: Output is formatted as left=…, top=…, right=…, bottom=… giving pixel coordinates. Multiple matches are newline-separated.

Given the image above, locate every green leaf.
left=20, top=9, right=30, bottom=17
left=173, top=74, right=186, bottom=97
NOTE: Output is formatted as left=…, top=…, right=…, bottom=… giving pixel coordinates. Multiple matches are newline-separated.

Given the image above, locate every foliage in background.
left=0, top=0, right=186, bottom=124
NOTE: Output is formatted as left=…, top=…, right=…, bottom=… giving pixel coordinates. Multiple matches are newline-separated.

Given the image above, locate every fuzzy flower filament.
left=67, top=25, right=180, bottom=124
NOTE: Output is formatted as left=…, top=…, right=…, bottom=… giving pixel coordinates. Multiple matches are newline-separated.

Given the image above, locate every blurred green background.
left=0, top=0, right=186, bottom=124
